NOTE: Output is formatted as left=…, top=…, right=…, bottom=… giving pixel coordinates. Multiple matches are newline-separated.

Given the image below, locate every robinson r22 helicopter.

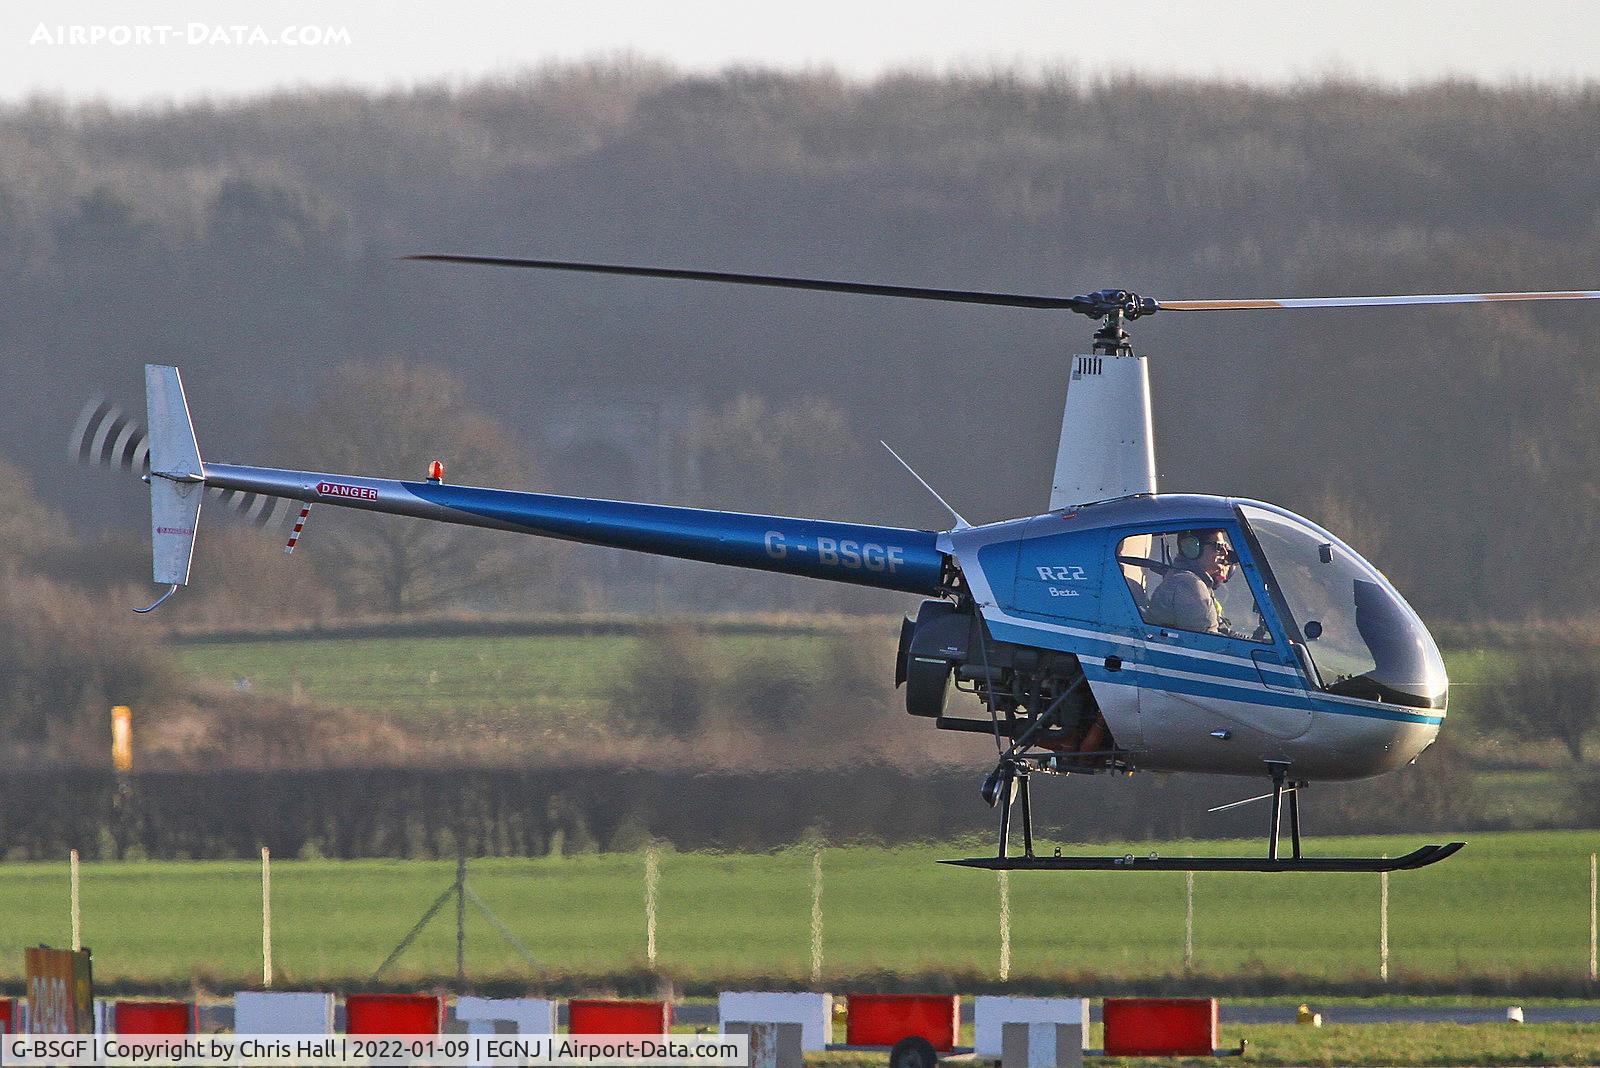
left=79, top=255, right=1600, bottom=872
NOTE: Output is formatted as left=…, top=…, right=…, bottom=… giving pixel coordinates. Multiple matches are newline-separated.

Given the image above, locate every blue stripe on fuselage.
left=1082, top=662, right=1444, bottom=725
left=987, top=618, right=1444, bottom=726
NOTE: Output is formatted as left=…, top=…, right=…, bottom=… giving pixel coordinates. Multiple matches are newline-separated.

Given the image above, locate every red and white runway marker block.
left=975, top=996, right=1088, bottom=1067
left=718, top=992, right=831, bottom=1052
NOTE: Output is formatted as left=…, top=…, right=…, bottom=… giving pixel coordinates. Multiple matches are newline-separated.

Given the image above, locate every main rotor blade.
left=406, top=254, right=1094, bottom=312
left=408, top=254, right=1600, bottom=319
left=1160, top=290, right=1600, bottom=311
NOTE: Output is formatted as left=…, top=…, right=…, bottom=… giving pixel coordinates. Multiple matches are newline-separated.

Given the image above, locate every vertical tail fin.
left=140, top=365, right=205, bottom=609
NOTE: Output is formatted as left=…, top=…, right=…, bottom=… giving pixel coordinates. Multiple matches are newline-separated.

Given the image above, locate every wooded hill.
left=5, top=68, right=1600, bottom=620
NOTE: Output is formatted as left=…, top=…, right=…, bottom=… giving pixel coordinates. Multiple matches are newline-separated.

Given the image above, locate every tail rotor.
left=70, top=397, right=292, bottom=528
left=70, top=368, right=298, bottom=612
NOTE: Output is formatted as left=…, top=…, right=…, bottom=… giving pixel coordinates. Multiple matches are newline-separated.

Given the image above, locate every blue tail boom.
left=202, top=462, right=949, bottom=596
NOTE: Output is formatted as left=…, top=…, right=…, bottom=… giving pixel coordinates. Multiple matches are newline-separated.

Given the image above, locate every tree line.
left=0, top=753, right=1521, bottom=863
left=4, top=69, right=1600, bottom=619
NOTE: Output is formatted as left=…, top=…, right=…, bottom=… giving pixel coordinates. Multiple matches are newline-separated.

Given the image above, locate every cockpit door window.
left=1117, top=528, right=1273, bottom=644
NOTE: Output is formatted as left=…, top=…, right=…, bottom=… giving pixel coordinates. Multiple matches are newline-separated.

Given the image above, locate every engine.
left=894, top=598, right=1106, bottom=751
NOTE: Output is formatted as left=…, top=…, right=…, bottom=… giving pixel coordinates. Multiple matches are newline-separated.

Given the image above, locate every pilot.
left=1146, top=530, right=1236, bottom=635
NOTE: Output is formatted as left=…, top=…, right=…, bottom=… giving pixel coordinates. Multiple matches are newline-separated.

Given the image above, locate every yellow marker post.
left=111, top=705, right=133, bottom=773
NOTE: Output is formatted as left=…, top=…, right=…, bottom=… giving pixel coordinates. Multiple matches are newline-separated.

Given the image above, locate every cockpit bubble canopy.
left=1238, top=503, right=1447, bottom=710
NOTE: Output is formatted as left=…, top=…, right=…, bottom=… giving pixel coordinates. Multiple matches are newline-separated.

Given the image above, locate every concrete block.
left=974, top=996, right=1089, bottom=1056
left=725, top=1021, right=803, bottom=1068
left=718, top=992, right=831, bottom=1052
left=453, top=997, right=556, bottom=1035
left=233, top=992, right=334, bottom=1035
left=1002, top=1021, right=1084, bottom=1068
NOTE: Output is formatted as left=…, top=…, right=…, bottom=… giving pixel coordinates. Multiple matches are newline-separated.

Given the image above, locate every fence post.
left=645, top=843, right=660, bottom=967
left=1184, top=871, right=1194, bottom=972
left=809, top=845, right=823, bottom=985
left=261, top=846, right=273, bottom=987
left=456, top=838, right=467, bottom=983
left=1379, top=867, right=1389, bottom=982
left=1589, top=852, right=1596, bottom=982
left=70, top=849, right=81, bottom=952
left=997, top=872, right=1010, bottom=981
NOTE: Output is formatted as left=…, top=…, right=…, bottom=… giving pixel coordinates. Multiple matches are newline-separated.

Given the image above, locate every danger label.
left=316, top=481, right=377, bottom=500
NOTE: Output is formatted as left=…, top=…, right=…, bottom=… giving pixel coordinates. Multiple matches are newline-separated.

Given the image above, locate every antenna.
left=880, top=441, right=970, bottom=530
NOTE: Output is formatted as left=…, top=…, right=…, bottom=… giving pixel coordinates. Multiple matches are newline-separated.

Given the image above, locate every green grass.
left=176, top=633, right=838, bottom=729
left=1473, top=769, right=1585, bottom=827
left=814, top=1022, right=1600, bottom=1067
left=175, top=633, right=1513, bottom=733
left=1, top=831, right=1595, bottom=987
left=1100, top=1024, right=1600, bottom=1067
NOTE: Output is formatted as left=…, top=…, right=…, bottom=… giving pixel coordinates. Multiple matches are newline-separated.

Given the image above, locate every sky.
left=5, top=0, right=1600, bottom=104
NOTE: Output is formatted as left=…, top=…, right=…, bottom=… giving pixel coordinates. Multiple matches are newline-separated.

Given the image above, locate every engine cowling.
left=895, top=598, right=1104, bottom=751
left=896, top=599, right=973, bottom=717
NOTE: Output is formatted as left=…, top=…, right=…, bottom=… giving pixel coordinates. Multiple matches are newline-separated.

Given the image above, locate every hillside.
left=6, top=70, right=1600, bottom=619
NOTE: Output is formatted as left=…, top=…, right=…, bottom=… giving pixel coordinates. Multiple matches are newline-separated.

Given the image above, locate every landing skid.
left=964, top=753, right=1467, bottom=873
left=943, top=842, right=1466, bottom=873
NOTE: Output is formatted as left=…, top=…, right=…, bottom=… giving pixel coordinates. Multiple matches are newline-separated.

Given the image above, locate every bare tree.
left=14, top=72, right=1600, bottom=621
left=1469, top=641, right=1599, bottom=763
left=684, top=393, right=860, bottom=517
left=0, top=454, right=75, bottom=577
left=273, top=358, right=548, bottom=615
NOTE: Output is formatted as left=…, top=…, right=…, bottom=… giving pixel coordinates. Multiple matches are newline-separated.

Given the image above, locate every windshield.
left=1238, top=504, right=1446, bottom=709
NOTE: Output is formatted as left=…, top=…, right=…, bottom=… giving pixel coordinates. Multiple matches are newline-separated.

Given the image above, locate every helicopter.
left=77, top=256, right=1600, bottom=872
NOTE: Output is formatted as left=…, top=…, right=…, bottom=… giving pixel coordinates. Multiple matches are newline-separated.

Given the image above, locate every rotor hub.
left=1074, top=289, right=1158, bottom=321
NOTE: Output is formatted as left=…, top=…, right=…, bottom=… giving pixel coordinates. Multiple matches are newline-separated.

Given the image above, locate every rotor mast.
left=1051, top=292, right=1158, bottom=510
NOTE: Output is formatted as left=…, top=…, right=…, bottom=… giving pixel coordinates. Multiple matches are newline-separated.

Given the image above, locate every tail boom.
left=203, top=462, right=949, bottom=595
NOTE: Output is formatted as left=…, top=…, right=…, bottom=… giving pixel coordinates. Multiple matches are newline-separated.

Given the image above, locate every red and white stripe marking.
left=1161, top=289, right=1600, bottom=311
left=283, top=505, right=312, bottom=554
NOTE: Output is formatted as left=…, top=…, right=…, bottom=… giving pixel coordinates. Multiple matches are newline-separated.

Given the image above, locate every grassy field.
left=176, top=632, right=840, bottom=730
left=173, top=631, right=1512, bottom=730
left=1079, top=1024, right=1600, bottom=1067
left=174, top=631, right=1592, bottom=816
left=820, top=1021, right=1600, bottom=1067
left=1, top=831, right=1595, bottom=988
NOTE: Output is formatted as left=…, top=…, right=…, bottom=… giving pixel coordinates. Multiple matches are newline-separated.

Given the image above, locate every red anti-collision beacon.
left=427, top=460, right=444, bottom=484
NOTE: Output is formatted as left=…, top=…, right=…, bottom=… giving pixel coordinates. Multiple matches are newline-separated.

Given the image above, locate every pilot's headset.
left=1178, top=531, right=1237, bottom=565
